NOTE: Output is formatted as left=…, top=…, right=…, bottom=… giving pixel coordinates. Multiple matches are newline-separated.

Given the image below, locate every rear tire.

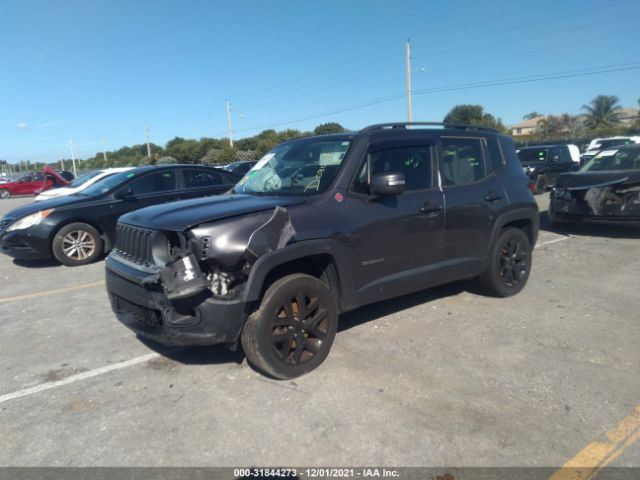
left=0, top=189, right=10, bottom=199
left=241, top=273, right=338, bottom=379
left=478, top=227, right=532, bottom=297
left=52, top=222, right=103, bottom=266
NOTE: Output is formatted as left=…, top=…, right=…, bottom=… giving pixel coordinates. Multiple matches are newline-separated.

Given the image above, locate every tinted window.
left=128, top=171, right=176, bottom=195
left=518, top=148, right=549, bottom=163
left=33, top=174, right=46, bottom=181
left=352, top=145, right=432, bottom=194
left=234, top=162, right=255, bottom=175
left=440, top=138, right=486, bottom=185
left=184, top=169, right=222, bottom=187
left=486, top=137, right=504, bottom=171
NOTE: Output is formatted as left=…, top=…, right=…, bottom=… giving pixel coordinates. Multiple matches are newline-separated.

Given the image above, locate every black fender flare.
left=488, top=207, right=540, bottom=250
left=242, top=239, right=352, bottom=307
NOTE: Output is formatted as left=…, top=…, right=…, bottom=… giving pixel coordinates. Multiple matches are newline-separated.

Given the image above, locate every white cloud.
left=16, top=122, right=29, bottom=129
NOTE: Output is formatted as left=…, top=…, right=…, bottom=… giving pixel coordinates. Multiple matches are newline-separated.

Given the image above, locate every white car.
left=586, top=136, right=640, bottom=152
left=35, top=167, right=133, bottom=201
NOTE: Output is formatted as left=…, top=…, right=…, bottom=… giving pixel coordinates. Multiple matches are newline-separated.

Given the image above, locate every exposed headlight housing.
left=6, top=209, right=54, bottom=231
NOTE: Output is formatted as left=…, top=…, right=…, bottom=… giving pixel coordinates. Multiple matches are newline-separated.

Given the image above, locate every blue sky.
left=1, top=0, right=639, bottom=163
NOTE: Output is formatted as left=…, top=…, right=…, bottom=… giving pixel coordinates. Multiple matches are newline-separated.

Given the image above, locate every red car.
left=0, top=167, right=71, bottom=199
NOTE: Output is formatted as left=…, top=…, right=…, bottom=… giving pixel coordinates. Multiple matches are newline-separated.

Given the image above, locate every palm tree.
left=582, top=95, right=622, bottom=128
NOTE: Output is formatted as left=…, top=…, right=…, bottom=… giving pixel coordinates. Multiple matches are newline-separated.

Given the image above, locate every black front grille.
left=0, top=218, right=14, bottom=233
left=114, top=223, right=154, bottom=265
left=112, top=294, right=162, bottom=328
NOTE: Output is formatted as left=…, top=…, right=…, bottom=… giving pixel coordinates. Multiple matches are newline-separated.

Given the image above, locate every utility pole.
left=226, top=99, right=234, bottom=148
left=101, top=136, right=108, bottom=164
left=69, top=140, right=77, bottom=177
left=144, top=124, right=152, bottom=158
left=405, top=39, right=412, bottom=124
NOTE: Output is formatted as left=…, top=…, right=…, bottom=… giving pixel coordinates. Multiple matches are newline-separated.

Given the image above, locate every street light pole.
left=405, top=39, right=412, bottom=123
left=226, top=99, right=234, bottom=148
left=69, top=140, right=77, bottom=177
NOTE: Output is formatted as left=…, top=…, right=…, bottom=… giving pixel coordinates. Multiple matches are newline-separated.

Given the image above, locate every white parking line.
left=538, top=236, right=571, bottom=246
left=0, top=353, right=160, bottom=404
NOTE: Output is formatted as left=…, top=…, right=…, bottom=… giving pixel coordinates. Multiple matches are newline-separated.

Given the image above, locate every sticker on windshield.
left=251, top=153, right=275, bottom=171
left=595, top=150, right=618, bottom=158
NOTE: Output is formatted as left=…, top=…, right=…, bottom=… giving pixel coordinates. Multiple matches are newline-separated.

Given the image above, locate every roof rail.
left=360, top=122, right=498, bottom=133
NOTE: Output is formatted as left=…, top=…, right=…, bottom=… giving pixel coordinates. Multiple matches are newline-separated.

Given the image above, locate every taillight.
left=528, top=180, right=536, bottom=194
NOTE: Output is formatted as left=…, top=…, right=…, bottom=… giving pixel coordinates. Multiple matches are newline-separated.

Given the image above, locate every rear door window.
left=440, top=138, right=487, bottom=185
left=183, top=169, right=223, bottom=188
left=128, top=171, right=176, bottom=195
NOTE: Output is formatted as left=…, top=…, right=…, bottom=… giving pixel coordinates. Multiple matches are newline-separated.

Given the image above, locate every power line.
left=229, top=61, right=640, bottom=135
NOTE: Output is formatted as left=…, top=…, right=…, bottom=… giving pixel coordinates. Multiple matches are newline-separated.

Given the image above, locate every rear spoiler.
left=42, top=166, right=71, bottom=186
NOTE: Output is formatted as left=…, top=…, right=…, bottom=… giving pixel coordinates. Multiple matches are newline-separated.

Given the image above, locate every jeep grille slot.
left=115, top=223, right=154, bottom=265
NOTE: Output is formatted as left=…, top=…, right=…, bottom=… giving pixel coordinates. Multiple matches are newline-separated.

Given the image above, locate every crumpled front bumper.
left=106, top=256, right=247, bottom=346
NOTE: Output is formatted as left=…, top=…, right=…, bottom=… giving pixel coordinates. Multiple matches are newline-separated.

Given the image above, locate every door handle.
left=484, top=192, right=503, bottom=202
left=420, top=203, right=442, bottom=214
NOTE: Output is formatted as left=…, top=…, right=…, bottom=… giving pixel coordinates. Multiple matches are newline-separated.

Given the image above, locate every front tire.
left=478, top=227, right=532, bottom=297
left=0, top=189, right=10, bottom=199
left=241, top=273, right=338, bottom=379
left=52, top=222, right=103, bottom=266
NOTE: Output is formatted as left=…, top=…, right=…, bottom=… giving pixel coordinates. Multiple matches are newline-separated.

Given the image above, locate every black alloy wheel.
left=270, top=292, right=328, bottom=366
left=241, top=273, right=338, bottom=379
left=478, top=227, right=532, bottom=297
left=498, top=238, right=529, bottom=288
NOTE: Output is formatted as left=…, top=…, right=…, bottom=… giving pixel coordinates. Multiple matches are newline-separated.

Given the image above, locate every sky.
left=1, top=0, right=639, bottom=163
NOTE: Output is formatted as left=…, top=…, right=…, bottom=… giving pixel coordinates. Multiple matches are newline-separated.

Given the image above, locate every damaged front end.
left=550, top=171, right=640, bottom=222
left=106, top=206, right=296, bottom=346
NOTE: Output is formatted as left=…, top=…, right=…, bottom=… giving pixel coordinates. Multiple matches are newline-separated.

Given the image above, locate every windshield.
left=596, top=139, right=634, bottom=149
left=581, top=146, right=640, bottom=172
left=68, top=170, right=102, bottom=188
left=517, top=148, right=548, bottom=163
left=234, top=138, right=351, bottom=195
left=79, top=169, right=139, bottom=196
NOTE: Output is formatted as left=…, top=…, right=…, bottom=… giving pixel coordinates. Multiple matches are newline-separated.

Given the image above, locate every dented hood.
left=555, top=170, right=640, bottom=190
left=119, top=194, right=306, bottom=231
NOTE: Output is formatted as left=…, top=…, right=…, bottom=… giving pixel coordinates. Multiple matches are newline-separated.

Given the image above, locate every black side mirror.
left=370, top=173, right=405, bottom=196
left=114, top=188, right=134, bottom=200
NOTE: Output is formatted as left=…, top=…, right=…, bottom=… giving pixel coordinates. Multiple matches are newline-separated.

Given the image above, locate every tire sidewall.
left=245, top=274, right=338, bottom=379
left=52, top=222, right=103, bottom=266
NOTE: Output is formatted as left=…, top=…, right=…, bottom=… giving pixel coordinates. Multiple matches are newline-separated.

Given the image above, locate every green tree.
left=582, top=95, right=622, bottom=129
left=443, top=104, right=506, bottom=132
left=313, top=122, right=346, bottom=135
left=535, top=113, right=579, bottom=138
left=523, top=112, right=542, bottom=120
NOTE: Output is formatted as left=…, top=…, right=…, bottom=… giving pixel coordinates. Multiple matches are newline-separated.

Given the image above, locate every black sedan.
left=549, top=144, right=640, bottom=226
left=0, top=164, right=239, bottom=266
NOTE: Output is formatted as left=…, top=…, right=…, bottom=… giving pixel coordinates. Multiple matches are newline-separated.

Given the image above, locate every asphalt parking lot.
left=0, top=194, right=639, bottom=470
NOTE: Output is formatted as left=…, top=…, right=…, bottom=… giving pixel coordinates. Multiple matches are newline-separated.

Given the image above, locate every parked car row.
left=3, top=125, right=638, bottom=379
left=0, top=167, right=73, bottom=199
left=0, top=165, right=239, bottom=265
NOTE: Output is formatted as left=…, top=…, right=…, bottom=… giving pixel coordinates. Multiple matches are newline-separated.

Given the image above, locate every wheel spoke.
left=292, top=339, right=305, bottom=364
left=277, top=331, right=295, bottom=361
left=295, top=294, right=307, bottom=318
